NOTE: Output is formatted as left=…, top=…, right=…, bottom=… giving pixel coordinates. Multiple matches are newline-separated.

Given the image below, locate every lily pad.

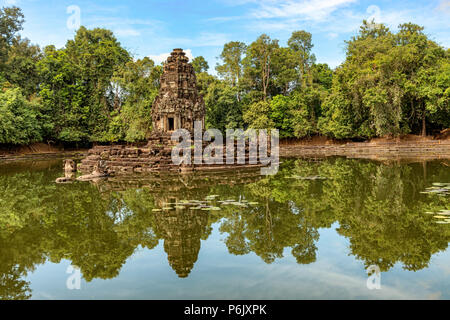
left=201, top=207, right=221, bottom=211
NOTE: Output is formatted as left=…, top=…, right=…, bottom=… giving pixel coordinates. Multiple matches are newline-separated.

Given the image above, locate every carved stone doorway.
left=168, top=117, right=175, bottom=131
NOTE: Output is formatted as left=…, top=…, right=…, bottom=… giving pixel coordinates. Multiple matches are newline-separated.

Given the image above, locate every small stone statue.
left=77, top=160, right=110, bottom=182
left=64, top=159, right=76, bottom=172
left=55, top=159, right=77, bottom=184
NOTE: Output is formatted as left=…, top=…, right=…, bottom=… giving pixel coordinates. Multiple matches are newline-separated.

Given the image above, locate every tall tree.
left=109, top=57, right=161, bottom=142
left=242, top=34, right=279, bottom=101
left=288, top=30, right=315, bottom=88
left=216, top=41, right=247, bottom=87
left=191, top=56, right=209, bottom=74
left=4, top=37, right=42, bottom=97
left=38, top=27, right=131, bottom=144
left=0, top=6, right=24, bottom=74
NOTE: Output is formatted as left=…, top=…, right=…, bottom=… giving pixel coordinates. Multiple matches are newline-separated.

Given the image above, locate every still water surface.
left=0, top=157, right=449, bottom=299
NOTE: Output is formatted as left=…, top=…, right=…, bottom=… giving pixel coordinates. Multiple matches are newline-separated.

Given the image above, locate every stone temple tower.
left=151, top=48, right=205, bottom=134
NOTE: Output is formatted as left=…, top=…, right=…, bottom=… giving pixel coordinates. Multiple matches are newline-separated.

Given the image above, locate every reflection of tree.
left=330, top=162, right=450, bottom=271
left=218, top=171, right=320, bottom=265
left=0, top=158, right=449, bottom=298
left=0, top=266, right=31, bottom=300
left=217, top=158, right=449, bottom=272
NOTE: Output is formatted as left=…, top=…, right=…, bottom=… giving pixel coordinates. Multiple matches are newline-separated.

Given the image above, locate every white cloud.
left=4, top=0, right=18, bottom=5
left=148, top=49, right=194, bottom=65
left=114, top=28, right=140, bottom=37
left=251, top=0, right=357, bottom=21
left=437, top=0, right=450, bottom=12
left=328, top=32, right=339, bottom=39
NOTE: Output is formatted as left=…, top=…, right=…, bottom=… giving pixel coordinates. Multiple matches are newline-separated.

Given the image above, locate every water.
left=0, top=157, right=449, bottom=300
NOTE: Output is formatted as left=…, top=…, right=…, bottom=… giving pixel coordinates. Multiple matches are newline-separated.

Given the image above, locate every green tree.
left=242, top=34, right=279, bottom=101
left=38, top=27, right=131, bottom=144
left=3, top=37, right=42, bottom=97
left=191, top=56, right=209, bottom=73
left=288, top=30, right=315, bottom=88
left=0, top=87, right=42, bottom=144
left=216, top=41, right=247, bottom=87
left=319, top=21, right=449, bottom=139
left=204, top=80, right=243, bottom=132
left=243, top=100, right=274, bottom=129
left=0, top=6, right=24, bottom=74
left=109, top=57, right=161, bottom=142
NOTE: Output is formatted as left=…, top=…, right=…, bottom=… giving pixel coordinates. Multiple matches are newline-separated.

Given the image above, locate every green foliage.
left=0, top=87, right=42, bottom=144
left=109, top=57, right=161, bottom=142
left=196, top=71, right=218, bottom=98
left=191, top=56, right=209, bottom=73
left=38, top=27, right=131, bottom=143
left=216, top=41, right=247, bottom=87
left=243, top=100, right=274, bottom=129
left=0, top=6, right=24, bottom=71
left=270, top=88, right=324, bottom=138
left=205, top=81, right=243, bottom=131
left=288, top=30, right=316, bottom=88
left=319, top=20, right=449, bottom=139
left=0, top=6, right=448, bottom=146
left=3, top=37, right=41, bottom=97
left=242, top=34, right=279, bottom=101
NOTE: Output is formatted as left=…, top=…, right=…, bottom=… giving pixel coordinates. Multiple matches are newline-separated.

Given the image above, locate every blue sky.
left=3, top=0, right=450, bottom=72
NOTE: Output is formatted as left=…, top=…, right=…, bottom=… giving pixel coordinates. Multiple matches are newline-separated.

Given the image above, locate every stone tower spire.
left=151, top=48, right=205, bottom=134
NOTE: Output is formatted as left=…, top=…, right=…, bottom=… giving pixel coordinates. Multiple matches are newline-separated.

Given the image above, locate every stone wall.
left=281, top=140, right=450, bottom=161
left=77, top=133, right=266, bottom=175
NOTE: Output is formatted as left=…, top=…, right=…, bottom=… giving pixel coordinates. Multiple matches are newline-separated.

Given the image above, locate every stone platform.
left=77, top=133, right=266, bottom=175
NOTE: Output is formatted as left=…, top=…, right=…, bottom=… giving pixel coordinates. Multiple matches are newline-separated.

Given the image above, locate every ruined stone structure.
left=151, top=48, right=205, bottom=134
left=78, top=48, right=266, bottom=176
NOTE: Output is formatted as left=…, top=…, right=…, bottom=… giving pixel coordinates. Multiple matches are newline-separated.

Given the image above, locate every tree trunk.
left=421, top=103, right=426, bottom=137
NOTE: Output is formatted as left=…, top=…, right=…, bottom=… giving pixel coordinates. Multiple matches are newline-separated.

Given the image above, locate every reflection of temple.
left=91, top=168, right=262, bottom=277
left=155, top=208, right=208, bottom=278
left=94, top=167, right=262, bottom=194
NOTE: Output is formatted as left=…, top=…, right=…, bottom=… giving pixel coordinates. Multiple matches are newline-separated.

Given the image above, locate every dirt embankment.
left=0, top=143, right=88, bottom=161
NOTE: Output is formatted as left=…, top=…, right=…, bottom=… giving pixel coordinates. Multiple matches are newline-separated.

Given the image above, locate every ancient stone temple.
left=151, top=49, right=205, bottom=134
left=77, top=48, right=266, bottom=176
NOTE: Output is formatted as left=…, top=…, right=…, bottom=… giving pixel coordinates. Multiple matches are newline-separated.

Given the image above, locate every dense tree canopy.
left=0, top=6, right=448, bottom=146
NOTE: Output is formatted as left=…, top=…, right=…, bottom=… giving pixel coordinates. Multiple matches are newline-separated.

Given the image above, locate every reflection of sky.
left=26, top=222, right=450, bottom=300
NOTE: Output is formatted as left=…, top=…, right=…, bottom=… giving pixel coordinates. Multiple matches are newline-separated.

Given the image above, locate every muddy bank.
left=0, top=143, right=88, bottom=162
